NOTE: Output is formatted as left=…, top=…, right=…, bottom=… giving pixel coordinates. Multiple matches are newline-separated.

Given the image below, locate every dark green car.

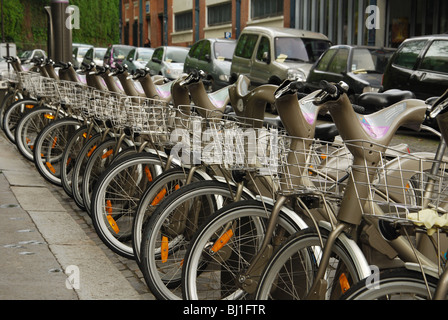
left=306, top=45, right=395, bottom=101
left=382, top=35, right=448, bottom=100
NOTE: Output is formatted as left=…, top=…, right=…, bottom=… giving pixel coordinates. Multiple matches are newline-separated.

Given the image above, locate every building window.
left=251, top=0, right=283, bottom=20
left=175, top=11, right=193, bottom=32
left=208, top=2, right=232, bottom=26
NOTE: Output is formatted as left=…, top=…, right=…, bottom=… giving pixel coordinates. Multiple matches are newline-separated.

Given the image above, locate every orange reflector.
left=51, top=136, right=58, bottom=149
left=211, top=229, right=233, bottom=253
left=87, top=145, right=97, bottom=157
left=44, top=114, right=55, bottom=120
left=339, top=273, right=350, bottom=293
left=107, top=214, right=120, bottom=234
left=25, top=104, right=34, bottom=109
left=101, top=149, right=113, bottom=159
left=66, top=157, right=72, bottom=167
left=82, top=132, right=92, bottom=139
left=144, top=165, right=153, bottom=182
left=46, top=162, right=56, bottom=174
left=106, top=200, right=113, bottom=214
left=320, top=154, right=327, bottom=160
left=151, top=188, right=167, bottom=206
left=161, top=236, right=169, bottom=263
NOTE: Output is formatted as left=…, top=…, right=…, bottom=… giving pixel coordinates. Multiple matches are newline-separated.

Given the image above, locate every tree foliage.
left=1, top=0, right=120, bottom=51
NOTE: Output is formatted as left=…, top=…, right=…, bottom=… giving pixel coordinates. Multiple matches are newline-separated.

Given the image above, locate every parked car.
left=19, top=49, right=47, bottom=64
left=103, top=44, right=135, bottom=68
left=146, top=46, right=189, bottom=80
left=121, top=47, right=155, bottom=72
left=72, top=43, right=93, bottom=69
left=306, top=45, right=396, bottom=100
left=382, top=34, right=448, bottom=100
left=81, top=47, right=107, bottom=67
left=184, top=38, right=237, bottom=90
left=230, top=26, right=331, bottom=87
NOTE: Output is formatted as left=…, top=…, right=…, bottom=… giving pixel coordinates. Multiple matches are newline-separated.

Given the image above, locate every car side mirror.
left=152, top=57, right=161, bottom=64
left=205, top=54, right=211, bottom=62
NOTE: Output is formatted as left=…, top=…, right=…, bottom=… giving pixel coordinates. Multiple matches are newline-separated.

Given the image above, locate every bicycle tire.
left=0, top=91, right=23, bottom=130
left=132, top=167, right=212, bottom=266
left=75, top=136, right=135, bottom=214
left=60, top=124, right=99, bottom=198
left=181, top=199, right=306, bottom=300
left=140, top=179, right=254, bottom=300
left=2, top=99, right=39, bottom=142
left=90, top=151, right=173, bottom=259
left=255, top=227, right=368, bottom=300
left=340, top=268, right=440, bottom=300
left=33, top=116, right=80, bottom=186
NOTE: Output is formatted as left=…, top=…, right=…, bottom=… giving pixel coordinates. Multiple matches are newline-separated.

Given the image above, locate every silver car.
left=146, top=46, right=189, bottom=80
left=122, top=47, right=155, bottom=72
left=184, top=38, right=236, bottom=90
left=230, top=26, right=331, bottom=86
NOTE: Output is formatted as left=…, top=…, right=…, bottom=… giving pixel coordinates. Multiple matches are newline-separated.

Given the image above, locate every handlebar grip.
left=319, top=80, right=337, bottom=95
left=290, top=81, right=305, bottom=91
left=352, top=104, right=366, bottom=114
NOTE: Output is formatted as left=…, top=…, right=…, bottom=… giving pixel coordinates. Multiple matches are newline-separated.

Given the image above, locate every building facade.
left=120, top=0, right=448, bottom=49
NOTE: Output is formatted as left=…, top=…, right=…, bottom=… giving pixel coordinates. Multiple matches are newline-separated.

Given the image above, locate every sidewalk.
left=0, top=129, right=155, bottom=300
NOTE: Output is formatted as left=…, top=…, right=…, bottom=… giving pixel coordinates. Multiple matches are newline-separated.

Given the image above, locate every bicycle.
left=181, top=80, right=433, bottom=300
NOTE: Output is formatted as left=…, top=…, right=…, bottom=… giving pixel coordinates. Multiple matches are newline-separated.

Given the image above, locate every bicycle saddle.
left=357, top=89, right=416, bottom=113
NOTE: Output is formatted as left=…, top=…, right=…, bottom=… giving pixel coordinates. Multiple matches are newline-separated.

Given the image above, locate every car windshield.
left=136, top=49, right=153, bottom=61
left=214, top=42, right=236, bottom=61
left=274, top=37, right=330, bottom=63
left=113, top=46, right=133, bottom=60
left=19, top=51, right=32, bottom=59
left=77, top=47, right=90, bottom=58
left=94, top=49, right=106, bottom=59
left=165, top=49, right=188, bottom=63
left=352, top=48, right=394, bottom=73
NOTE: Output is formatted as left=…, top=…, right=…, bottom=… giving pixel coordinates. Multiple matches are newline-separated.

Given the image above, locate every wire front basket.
left=91, top=90, right=126, bottom=125
left=59, top=81, right=95, bottom=115
left=172, top=105, right=286, bottom=174
left=122, top=96, right=174, bottom=144
left=274, top=136, right=350, bottom=198
left=346, top=140, right=448, bottom=233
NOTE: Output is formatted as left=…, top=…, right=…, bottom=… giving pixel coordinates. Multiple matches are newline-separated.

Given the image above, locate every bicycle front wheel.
left=33, top=116, right=80, bottom=186
left=140, top=179, right=254, bottom=300
left=90, top=151, right=172, bottom=259
left=181, top=199, right=306, bottom=300
left=255, top=227, right=367, bottom=300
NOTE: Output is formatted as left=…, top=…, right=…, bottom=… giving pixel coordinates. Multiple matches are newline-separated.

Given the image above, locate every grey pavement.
left=0, top=129, right=155, bottom=300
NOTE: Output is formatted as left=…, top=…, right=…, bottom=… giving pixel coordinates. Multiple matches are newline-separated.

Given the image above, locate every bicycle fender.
left=255, top=195, right=309, bottom=230
left=214, top=175, right=256, bottom=199
left=319, top=221, right=372, bottom=280
left=404, top=262, right=440, bottom=280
